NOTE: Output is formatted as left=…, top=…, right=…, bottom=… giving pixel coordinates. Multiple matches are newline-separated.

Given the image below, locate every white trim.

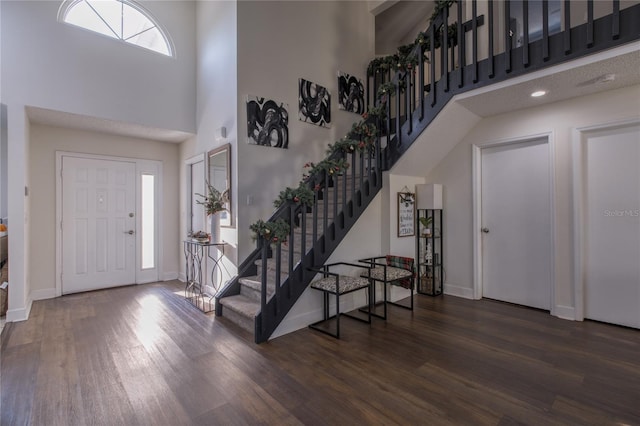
left=472, top=133, right=556, bottom=312
left=136, top=160, right=162, bottom=284
left=31, top=288, right=57, bottom=301
left=571, top=117, right=640, bottom=323
left=472, top=145, right=482, bottom=300
left=6, top=297, right=32, bottom=322
left=444, top=283, right=475, bottom=299
left=554, top=305, right=576, bottom=321
left=177, top=272, right=187, bottom=283
left=162, top=272, right=179, bottom=281
left=548, top=131, right=558, bottom=316
left=56, top=151, right=164, bottom=296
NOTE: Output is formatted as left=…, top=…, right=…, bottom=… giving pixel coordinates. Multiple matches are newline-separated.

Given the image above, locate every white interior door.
left=481, top=138, right=552, bottom=310
left=62, top=156, right=136, bottom=294
left=583, top=124, right=640, bottom=328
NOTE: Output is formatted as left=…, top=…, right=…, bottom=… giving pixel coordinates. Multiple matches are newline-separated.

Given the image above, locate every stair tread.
left=219, top=294, right=261, bottom=318
left=239, top=276, right=275, bottom=293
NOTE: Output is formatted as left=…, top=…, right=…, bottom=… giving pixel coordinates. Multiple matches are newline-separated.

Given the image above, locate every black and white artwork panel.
left=298, top=78, right=331, bottom=128
left=338, top=71, right=365, bottom=114
left=246, top=95, right=289, bottom=149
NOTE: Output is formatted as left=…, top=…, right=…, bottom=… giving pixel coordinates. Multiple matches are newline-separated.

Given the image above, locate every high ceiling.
left=374, top=1, right=435, bottom=55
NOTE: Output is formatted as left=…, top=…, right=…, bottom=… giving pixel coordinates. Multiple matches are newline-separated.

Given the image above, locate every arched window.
left=58, top=0, right=174, bottom=57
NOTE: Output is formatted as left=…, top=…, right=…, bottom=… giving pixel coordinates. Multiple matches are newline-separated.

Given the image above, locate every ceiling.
left=26, top=107, right=194, bottom=144
left=375, top=1, right=434, bottom=55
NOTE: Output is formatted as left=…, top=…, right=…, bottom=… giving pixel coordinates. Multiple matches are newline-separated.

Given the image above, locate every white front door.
left=481, top=138, right=553, bottom=310
left=583, top=124, right=640, bottom=328
left=62, top=156, right=136, bottom=294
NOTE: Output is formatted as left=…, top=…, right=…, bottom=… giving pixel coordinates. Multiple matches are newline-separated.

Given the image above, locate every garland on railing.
left=367, top=0, right=458, bottom=76
left=302, top=158, right=350, bottom=180
left=415, top=23, right=458, bottom=50
left=273, top=183, right=315, bottom=208
left=250, top=219, right=291, bottom=244
left=327, top=138, right=368, bottom=154
left=363, top=103, right=386, bottom=119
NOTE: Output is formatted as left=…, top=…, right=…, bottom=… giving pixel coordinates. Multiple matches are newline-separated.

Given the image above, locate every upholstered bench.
left=307, top=262, right=373, bottom=339
left=359, top=255, right=415, bottom=320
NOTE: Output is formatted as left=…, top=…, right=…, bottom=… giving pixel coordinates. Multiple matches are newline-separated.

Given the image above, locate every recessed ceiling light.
left=531, top=90, right=547, bottom=97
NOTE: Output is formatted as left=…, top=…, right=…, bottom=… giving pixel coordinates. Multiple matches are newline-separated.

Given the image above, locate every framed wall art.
left=298, top=78, right=331, bottom=128
left=397, top=191, right=415, bottom=237
left=246, top=95, right=289, bottom=149
left=338, top=71, right=365, bottom=114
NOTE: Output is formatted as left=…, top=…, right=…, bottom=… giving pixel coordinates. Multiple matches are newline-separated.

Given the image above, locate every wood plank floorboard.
left=1, top=280, right=639, bottom=425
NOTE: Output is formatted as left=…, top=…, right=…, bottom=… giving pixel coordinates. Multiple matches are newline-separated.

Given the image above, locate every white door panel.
left=584, top=125, right=640, bottom=328
left=62, top=157, right=136, bottom=294
left=482, top=139, right=552, bottom=310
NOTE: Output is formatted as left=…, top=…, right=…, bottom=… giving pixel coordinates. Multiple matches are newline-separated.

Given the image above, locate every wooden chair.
left=358, top=255, right=415, bottom=320
left=307, top=262, right=373, bottom=339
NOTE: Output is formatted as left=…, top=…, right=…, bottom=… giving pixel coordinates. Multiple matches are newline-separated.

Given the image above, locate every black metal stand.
left=183, top=240, right=226, bottom=313
left=416, top=209, right=443, bottom=296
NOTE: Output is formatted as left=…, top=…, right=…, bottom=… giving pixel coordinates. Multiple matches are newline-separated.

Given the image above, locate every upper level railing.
left=217, top=0, right=640, bottom=343
left=368, top=0, right=639, bottom=168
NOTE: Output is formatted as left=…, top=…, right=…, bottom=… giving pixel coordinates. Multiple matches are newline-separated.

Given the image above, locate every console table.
left=183, top=240, right=226, bottom=313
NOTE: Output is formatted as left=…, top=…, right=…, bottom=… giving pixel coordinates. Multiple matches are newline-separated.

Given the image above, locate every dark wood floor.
left=1, top=281, right=639, bottom=425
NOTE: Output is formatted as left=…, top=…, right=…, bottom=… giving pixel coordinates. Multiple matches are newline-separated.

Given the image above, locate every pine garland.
left=273, top=183, right=315, bottom=208
left=250, top=219, right=290, bottom=244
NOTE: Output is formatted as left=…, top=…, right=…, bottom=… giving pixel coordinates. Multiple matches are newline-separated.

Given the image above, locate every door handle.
left=125, top=230, right=135, bottom=235
left=481, top=227, right=490, bottom=233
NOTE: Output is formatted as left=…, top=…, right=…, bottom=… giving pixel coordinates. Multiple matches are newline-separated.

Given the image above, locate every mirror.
left=207, top=143, right=232, bottom=227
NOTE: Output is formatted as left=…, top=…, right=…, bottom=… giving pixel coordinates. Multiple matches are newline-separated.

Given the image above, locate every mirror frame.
left=207, top=143, right=232, bottom=228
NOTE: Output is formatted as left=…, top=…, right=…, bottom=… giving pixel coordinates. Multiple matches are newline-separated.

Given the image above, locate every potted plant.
left=196, top=182, right=229, bottom=242
left=418, top=216, right=433, bottom=236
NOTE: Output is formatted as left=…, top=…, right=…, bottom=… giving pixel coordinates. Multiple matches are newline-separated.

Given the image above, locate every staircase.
left=216, top=0, right=640, bottom=343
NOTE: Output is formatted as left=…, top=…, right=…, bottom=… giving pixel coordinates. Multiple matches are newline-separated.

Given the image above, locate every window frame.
left=57, top=0, right=175, bottom=58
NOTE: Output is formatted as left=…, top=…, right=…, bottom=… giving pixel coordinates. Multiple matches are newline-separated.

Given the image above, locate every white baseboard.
left=443, top=283, right=475, bottom=299
left=6, top=297, right=33, bottom=322
left=161, top=272, right=179, bottom=281
left=31, top=288, right=57, bottom=301
left=554, top=304, right=576, bottom=320
left=177, top=272, right=186, bottom=283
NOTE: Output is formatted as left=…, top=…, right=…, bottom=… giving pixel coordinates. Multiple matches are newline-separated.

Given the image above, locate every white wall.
left=29, top=124, right=181, bottom=297
left=236, top=0, right=375, bottom=260
left=178, top=0, right=238, bottom=281
left=0, top=0, right=196, bottom=133
left=425, top=84, right=640, bottom=315
left=383, top=173, right=426, bottom=256
left=6, top=105, right=30, bottom=321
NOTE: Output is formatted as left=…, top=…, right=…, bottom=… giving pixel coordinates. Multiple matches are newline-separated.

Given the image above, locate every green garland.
left=250, top=219, right=290, bottom=244
left=376, top=82, right=396, bottom=100
left=302, top=158, right=350, bottom=180
left=327, top=137, right=373, bottom=155
left=363, top=104, right=387, bottom=120
left=273, top=183, right=315, bottom=208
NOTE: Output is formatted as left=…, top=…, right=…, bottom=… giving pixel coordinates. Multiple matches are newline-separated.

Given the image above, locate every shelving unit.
left=416, top=209, right=443, bottom=296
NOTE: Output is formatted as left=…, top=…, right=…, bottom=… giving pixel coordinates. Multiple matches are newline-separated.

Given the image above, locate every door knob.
left=481, top=227, right=490, bottom=233
left=125, top=230, right=135, bottom=235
